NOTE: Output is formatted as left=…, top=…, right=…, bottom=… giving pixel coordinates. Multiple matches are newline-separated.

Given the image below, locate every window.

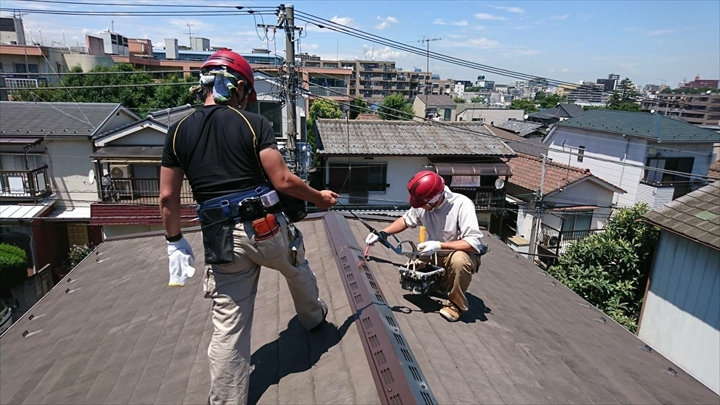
left=561, top=212, right=592, bottom=234
left=577, top=146, right=585, bottom=162
left=443, top=108, right=452, bottom=121
left=643, top=157, right=694, bottom=186
left=13, top=63, right=39, bottom=77
left=328, top=163, right=388, bottom=194
left=247, top=101, right=282, bottom=138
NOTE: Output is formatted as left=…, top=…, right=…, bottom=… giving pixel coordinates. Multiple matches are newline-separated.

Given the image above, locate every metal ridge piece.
left=322, top=212, right=436, bottom=405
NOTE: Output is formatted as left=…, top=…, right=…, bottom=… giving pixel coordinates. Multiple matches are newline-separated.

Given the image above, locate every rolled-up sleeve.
left=402, top=208, right=421, bottom=228
left=457, top=200, right=485, bottom=253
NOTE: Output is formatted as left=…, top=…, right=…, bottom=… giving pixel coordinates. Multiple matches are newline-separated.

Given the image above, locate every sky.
left=2, top=0, right=719, bottom=88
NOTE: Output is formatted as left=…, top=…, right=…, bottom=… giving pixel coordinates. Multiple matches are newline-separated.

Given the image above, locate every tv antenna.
left=418, top=37, right=441, bottom=118
left=187, top=23, right=194, bottom=48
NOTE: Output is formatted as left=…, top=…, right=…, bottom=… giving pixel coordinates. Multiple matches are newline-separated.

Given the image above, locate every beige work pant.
left=202, top=213, right=325, bottom=405
left=431, top=251, right=481, bottom=312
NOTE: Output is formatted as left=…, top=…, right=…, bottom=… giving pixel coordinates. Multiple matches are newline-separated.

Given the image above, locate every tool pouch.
left=278, top=192, right=307, bottom=223
left=199, top=208, right=235, bottom=265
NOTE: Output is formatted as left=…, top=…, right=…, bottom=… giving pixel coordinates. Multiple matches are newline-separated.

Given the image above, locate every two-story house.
left=313, top=119, right=515, bottom=232
left=0, top=101, right=138, bottom=318
left=544, top=110, right=720, bottom=209
left=412, top=94, right=457, bottom=121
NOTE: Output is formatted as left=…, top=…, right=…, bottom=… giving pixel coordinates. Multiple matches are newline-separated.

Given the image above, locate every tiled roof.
left=708, top=161, right=720, bottom=180
left=315, top=119, right=515, bottom=156
left=1, top=214, right=717, bottom=404
left=556, top=110, right=720, bottom=142
left=494, top=120, right=545, bottom=137
left=508, top=153, right=594, bottom=195
left=418, top=94, right=455, bottom=107
left=530, top=103, right=586, bottom=119
left=484, top=125, right=548, bottom=156
left=0, top=101, right=134, bottom=137
left=147, top=104, right=195, bottom=126
left=643, top=180, right=720, bottom=250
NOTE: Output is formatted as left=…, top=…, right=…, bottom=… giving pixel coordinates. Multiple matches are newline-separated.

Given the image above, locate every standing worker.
left=158, top=48, right=338, bottom=405
left=366, top=171, right=487, bottom=322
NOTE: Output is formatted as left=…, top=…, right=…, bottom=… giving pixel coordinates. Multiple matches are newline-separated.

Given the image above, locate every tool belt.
left=197, top=185, right=279, bottom=265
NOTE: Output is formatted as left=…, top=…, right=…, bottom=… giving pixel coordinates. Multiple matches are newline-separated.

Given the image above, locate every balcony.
left=450, top=187, right=505, bottom=211
left=0, top=166, right=52, bottom=202
left=99, top=177, right=195, bottom=205
left=538, top=223, right=603, bottom=259
left=308, top=86, right=348, bottom=97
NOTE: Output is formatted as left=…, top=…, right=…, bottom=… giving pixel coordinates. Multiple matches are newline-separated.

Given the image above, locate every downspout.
left=615, top=134, right=630, bottom=205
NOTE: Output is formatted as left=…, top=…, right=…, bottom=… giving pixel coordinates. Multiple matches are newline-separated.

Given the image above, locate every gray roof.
left=643, top=181, right=720, bottom=250
left=485, top=125, right=548, bottom=156
left=0, top=101, right=135, bottom=138
left=494, top=120, right=545, bottom=137
left=418, top=94, right=456, bottom=107
left=315, top=120, right=515, bottom=156
left=147, top=104, right=195, bottom=126
left=1, top=214, right=717, bottom=404
left=557, top=110, right=720, bottom=142
left=92, top=117, right=167, bottom=141
left=529, top=103, right=585, bottom=119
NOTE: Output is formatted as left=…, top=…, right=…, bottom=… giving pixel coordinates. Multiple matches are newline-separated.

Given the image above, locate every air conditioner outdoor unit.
left=109, top=164, right=133, bottom=197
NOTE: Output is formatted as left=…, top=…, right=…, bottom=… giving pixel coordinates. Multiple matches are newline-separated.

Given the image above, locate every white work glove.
left=167, top=237, right=196, bottom=287
left=365, top=232, right=379, bottom=245
left=418, top=241, right=441, bottom=256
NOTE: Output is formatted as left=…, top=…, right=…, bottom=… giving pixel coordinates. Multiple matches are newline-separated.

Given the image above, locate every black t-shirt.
left=161, top=105, right=276, bottom=203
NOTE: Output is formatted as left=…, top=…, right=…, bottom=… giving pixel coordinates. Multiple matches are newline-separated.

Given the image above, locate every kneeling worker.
left=366, top=171, right=487, bottom=322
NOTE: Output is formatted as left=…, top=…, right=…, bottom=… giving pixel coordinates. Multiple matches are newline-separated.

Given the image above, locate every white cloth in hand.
left=167, top=237, right=196, bottom=287
left=365, top=232, right=379, bottom=245
left=418, top=241, right=441, bottom=256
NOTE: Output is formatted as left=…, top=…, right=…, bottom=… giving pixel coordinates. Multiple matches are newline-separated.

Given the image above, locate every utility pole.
left=418, top=37, right=441, bottom=119
left=528, top=153, right=547, bottom=260
left=258, top=4, right=303, bottom=177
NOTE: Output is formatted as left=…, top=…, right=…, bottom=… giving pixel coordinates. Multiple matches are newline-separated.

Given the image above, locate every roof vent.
left=664, top=367, right=677, bottom=377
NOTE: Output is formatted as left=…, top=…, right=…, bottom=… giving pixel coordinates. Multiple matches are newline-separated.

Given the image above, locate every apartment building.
left=641, top=92, right=720, bottom=126
left=299, top=59, right=430, bottom=101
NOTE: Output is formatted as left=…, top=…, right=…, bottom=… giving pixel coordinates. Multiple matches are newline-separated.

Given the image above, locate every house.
left=454, top=105, right=524, bottom=124
left=493, top=120, right=546, bottom=139
left=0, top=213, right=717, bottom=404
left=0, top=101, right=137, bottom=317
left=526, top=103, right=585, bottom=126
left=544, top=110, right=720, bottom=208
left=484, top=125, right=547, bottom=157
left=639, top=180, right=720, bottom=394
left=313, top=119, right=515, bottom=232
left=412, top=94, right=457, bottom=121
left=504, top=153, right=625, bottom=265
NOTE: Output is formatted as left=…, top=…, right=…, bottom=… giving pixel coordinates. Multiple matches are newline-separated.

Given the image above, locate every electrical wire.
left=13, top=0, right=267, bottom=8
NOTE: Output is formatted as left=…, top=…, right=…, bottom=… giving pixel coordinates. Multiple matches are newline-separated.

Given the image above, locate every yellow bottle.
left=419, top=226, right=426, bottom=243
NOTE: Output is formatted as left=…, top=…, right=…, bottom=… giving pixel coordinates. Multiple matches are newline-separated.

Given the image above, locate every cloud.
left=442, top=37, right=500, bottom=49
left=305, top=15, right=357, bottom=33
left=374, top=16, right=399, bottom=30
left=493, top=6, right=525, bottom=14
left=625, top=27, right=676, bottom=36
left=474, top=13, right=506, bottom=21
left=362, top=44, right=405, bottom=59
left=535, top=14, right=569, bottom=23
left=433, top=19, right=469, bottom=26
left=646, top=29, right=675, bottom=36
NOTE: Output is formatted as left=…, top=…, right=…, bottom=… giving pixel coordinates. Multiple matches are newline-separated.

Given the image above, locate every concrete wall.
left=63, top=54, right=115, bottom=72
left=636, top=182, right=675, bottom=209
left=102, top=126, right=167, bottom=146
left=324, top=156, right=428, bottom=206
left=639, top=232, right=720, bottom=394
left=456, top=108, right=524, bottom=124
left=45, top=139, right=96, bottom=210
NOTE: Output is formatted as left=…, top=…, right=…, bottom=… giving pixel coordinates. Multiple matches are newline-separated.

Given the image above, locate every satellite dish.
left=523, top=114, right=529, bottom=120
left=651, top=109, right=655, bottom=114
left=494, top=178, right=505, bottom=190
left=84, top=169, right=95, bottom=185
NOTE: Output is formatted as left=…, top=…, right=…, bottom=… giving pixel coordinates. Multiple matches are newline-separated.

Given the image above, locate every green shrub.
left=0, top=243, right=28, bottom=289
left=548, top=204, right=659, bottom=332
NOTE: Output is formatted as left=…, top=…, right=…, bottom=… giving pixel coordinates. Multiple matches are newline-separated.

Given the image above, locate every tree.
left=548, top=204, right=659, bottom=332
left=0, top=243, right=28, bottom=289
left=378, top=93, right=414, bottom=120
left=306, top=99, right=343, bottom=159
left=606, top=77, right=641, bottom=111
left=14, top=63, right=197, bottom=115
left=465, top=86, right=481, bottom=92
left=509, top=99, right=539, bottom=114
left=453, top=96, right=466, bottom=104
left=349, top=97, right=369, bottom=119
left=470, top=96, right=483, bottom=103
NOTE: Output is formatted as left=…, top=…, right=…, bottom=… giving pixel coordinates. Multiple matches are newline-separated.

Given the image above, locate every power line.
left=13, top=0, right=270, bottom=8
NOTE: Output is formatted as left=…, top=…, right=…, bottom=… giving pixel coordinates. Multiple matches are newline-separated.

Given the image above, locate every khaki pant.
left=202, top=213, right=325, bottom=405
left=430, top=251, right=481, bottom=312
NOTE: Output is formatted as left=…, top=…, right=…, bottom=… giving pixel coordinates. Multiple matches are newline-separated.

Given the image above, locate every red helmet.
left=407, top=171, right=445, bottom=208
left=202, top=48, right=257, bottom=103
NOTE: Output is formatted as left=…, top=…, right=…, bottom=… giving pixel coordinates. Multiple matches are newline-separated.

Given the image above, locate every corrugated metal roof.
left=0, top=202, right=54, bottom=220
left=315, top=120, right=515, bottom=156
left=494, top=120, right=544, bottom=137
left=643, top=180, right=720, bottom=250
left=556, top=110, right=720, bottom=142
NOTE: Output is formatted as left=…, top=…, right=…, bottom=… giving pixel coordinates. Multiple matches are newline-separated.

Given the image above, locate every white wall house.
left=640, top=181, right=720, bottom=394
left=455, top=107, right=524, bottom=124
left=545, top=110, right=719, bottom=209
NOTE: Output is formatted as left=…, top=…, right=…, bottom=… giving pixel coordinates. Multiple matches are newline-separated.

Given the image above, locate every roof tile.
left=0, top=101, right=131, bottom=137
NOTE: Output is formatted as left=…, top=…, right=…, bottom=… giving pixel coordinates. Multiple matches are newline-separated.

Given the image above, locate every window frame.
left=643, top=156, right=695, bottom=186
left=327, top=162, right=388, bottom=194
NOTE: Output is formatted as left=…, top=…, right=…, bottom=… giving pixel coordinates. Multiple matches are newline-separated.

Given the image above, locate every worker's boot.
left=439, top=301, right=462, bottom=322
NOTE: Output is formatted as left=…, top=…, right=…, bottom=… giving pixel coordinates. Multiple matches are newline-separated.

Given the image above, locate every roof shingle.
left=315, top=119, right=515, bottom=156
left=556, top=110, right=720, bottom=142
left=643, top=180, right=720, bottom=250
